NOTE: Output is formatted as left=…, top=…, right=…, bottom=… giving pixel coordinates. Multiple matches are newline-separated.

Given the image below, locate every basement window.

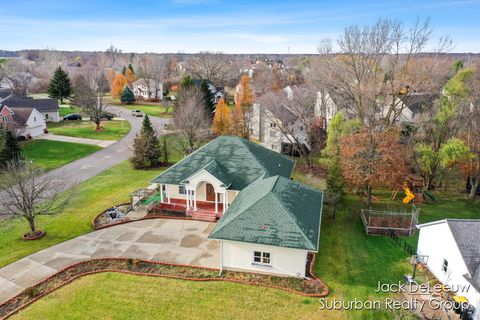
left=253, top=251, right=271, bottom=266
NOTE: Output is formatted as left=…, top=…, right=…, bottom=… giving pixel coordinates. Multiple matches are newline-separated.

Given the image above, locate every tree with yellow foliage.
left=231, top=102, right=245, bottom=137
left=125, top=68, right=136, bottom=85
left=111, top=73, right=127, bottom=98
left=235, top=75, right=254, bottom=137
left=212, top=98, right=231, bottom=136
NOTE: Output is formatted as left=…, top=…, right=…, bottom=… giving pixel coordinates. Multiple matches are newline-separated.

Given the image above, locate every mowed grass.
left=110, top=97, right=173, bottom=118
left=21, top=140, right=101, bottom=171
left=58, top=106, right=85, bottom=117
left=0, top=162, right=163, bottom=267
left=10, top=273, right=341, bottom=320
left=47, top=120, right=131, bottom=140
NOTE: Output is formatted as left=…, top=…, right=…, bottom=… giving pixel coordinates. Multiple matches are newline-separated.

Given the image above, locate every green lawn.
left=110, top=98, right=173, bottom=118
left=58, top=106, right=85, bottom=117
left=47, top=120, right=131, bottom=140
left=0, top=162, right=163, bottom=268
left=10, top=273, right=341, bottom=320
left=21, top=140, right=101, bottom=171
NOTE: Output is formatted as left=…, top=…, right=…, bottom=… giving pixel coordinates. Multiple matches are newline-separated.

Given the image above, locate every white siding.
left=42, top=111, right=60, bottom=123
left=417, top=222, right=480, bottom=313
left=220, top=240, right=308, bottom=278
left=25, top=109, right=47, bottom=138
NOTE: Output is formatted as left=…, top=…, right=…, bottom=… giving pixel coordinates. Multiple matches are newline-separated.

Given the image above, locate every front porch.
left=149, top=198, right=224, bottom=222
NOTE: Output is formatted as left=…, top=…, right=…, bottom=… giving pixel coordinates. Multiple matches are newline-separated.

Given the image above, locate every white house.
left=132, top=78, right=163, bottom=100
left=0, top=95, right=60, bottom=123
left=0, top=106, right=47, bottom=138
left=417, top=219, right=480, bottom=318
left=379, top=93, right=438, bottom=125
left=150, top=136, right=323, bottom=278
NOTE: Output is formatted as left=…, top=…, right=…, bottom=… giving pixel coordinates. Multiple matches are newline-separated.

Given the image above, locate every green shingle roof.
left=152, top=136, right=295, bottom=190
left=208, top=175, right=323, bottom=251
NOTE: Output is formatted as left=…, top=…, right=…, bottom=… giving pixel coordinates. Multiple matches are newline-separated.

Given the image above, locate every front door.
left=206, top=183, right=215, bottom=201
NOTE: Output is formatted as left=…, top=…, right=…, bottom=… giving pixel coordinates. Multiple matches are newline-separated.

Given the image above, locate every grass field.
left=9, top=273, right=341, bottom=320
left=47, top=120, right=131, bottom=140
left=21, top=140, right=101, bottom=171
left=110, top=98, right=173, bottom=118
left=58, top=106, right=85, bottom=117
left=0, top=162, right=163, bottom=268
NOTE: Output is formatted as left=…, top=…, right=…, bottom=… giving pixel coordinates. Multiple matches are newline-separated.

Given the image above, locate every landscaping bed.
left=0, top=256, right=328, bottom=319
left=92, top=203, right=133, bottom=229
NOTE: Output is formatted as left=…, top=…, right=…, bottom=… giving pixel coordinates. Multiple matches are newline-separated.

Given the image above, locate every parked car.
left=63, top=114, right=82, bottom=121
left=131, top=110, right=144, bottom=117
left=91, top=112, right=115, bottom=121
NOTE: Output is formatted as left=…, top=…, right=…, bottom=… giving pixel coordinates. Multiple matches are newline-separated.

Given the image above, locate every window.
left=270, top=123, right=276, bottom=128
left=253, top=251, right=271, bottom=265
left=269, top=131, right=276, bottom=138
left=271, top=144, right=277, bottom=150
left=178, top=186, right=186, bottom=195
left=45, top=114, right=49, bottom=120
left=442, top=259, right=449, bottom=273
left=2, top=115, right=8, bottom=123
left=33, top=116, right=36, bottom=122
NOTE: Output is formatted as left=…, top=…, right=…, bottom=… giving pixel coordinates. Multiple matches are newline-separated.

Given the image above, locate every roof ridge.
left=270, top=191, right=317, bottom=250
left=237, top=138, right=270, bottom=175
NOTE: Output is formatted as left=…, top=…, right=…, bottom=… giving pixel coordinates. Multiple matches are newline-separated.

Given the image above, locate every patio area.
left=147, top=197, right=223, bottom=222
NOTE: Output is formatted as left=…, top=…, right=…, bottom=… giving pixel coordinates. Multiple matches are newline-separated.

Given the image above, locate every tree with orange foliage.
left=212, top=98, right=231, bottom=136
left=111, top=73, right=127, bottom=98
left=235, top=75, right=254, bottom=137
left=107, top=69, right=115, bottom=85
left=340, top=129, right=410, bottom=207
left=231, top=102, right=244, bottom=137
left=125, top=68, right=136, bottom=85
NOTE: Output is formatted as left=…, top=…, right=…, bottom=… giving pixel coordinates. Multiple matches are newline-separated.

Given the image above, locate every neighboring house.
left=150, top=136, right=323, bottom=278
left=250, top=86, right=316, bottom=154
left=132, top=78, right=163, bottom=100
left=0, top=88, right=12, bottom=100
left=0, top=105, right=46, bottom=138
left=315, top=90, right=339, bottom=129
left=380, top=93, right=438, bottom=125
left=0, top=95, right=60, bottom=122
left=193, top=79, right=224, bottom=104
left=417, top=219, right=480, bottom=317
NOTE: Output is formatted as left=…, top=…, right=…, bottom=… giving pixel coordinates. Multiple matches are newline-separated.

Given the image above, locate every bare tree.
left=136, top=54, right=166, bottom=100
left=71, top=67, right=110, bottom=131
left=258, top=86, right=318, bottom=166
left=0, top=162, right=74, bottom=237
left=172, top=86, right=210, bottom=153
left=0, top=59, right=34, bottom=97
left=186, top=51, right=236, bottom=86
left=316, top=18, right=452, bottom=128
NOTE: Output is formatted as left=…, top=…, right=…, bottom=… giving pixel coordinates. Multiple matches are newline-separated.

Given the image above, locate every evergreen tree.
left=127, top=63, right=135, bottom=74
left=121, top=66, right=127, bottom=75
left=201, top=80, right=215, bottom=116
left=0, top=128, right=22, bottom=168
left=120, top=86, right=135, bottom=104
left=130, top=115, right=161, bottom=169
left=325, top=156, right=345, bottom=219
left=180, top=76, right=194, bottom=89
left=47, top=66, right=72, bottom=104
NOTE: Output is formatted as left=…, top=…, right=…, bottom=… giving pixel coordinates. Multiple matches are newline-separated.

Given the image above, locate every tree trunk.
left=27, top=217, right=36, bottom=233
left=469, top=175, right=480, bottom=199
left=60, top=97, right=64, bottom=104
left=95, top=120, right=101, bottom=131
left=366, top=185, right=372, bottom=208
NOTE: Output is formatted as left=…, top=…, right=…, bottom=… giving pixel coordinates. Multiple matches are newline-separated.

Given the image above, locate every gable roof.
left=152, top=136, right=295, bottom=190
left=0, top=88, right=12, bottom=99
left=0, top=96, right=59, bottom=112
left=10, top=107, right=34, bottom=126
left=208, top=175, right=323, bottom=251
left=446, top=220, right=480, bottom=286
left=399, top=93, right=438, bottom=115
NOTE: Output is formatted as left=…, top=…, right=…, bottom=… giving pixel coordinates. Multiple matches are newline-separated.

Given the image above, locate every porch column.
left=167, top=186, right=171, bottom=204
left=159, top=184, right=163, bottom=203
left=225, top=191, right=229, bottom=210
left=193, top=189, right=197, bottom=211
left=215, top=192, right=218, bottom=213
left=223, top=191, right=227, bottom=213
left=186, top=189, right=190, bottom=210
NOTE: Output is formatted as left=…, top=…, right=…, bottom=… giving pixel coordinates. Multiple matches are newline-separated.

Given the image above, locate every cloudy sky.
left=0, top=0, right=479, bottom=53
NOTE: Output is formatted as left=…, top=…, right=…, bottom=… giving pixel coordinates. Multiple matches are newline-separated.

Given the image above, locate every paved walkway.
left=38, top=133, right=116, bottom=148
left=0, top=219, right=219, bottom=303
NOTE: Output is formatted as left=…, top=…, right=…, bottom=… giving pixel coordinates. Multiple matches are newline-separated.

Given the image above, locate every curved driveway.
left=48, top=106, right=171, bottom=190
left=0, top=219, right=219, bottom=303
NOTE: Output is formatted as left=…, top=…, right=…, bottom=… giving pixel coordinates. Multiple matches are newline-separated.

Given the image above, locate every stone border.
left=0, top=255, right=329, bottom=319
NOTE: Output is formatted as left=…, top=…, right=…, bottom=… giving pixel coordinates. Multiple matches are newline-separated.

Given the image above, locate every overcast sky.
left=0, top=0, right=479, bottom=53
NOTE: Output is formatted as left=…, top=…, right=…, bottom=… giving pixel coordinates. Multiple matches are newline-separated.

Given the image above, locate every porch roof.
left=181, top=160, right=232, bottom=187
left=208, top=175, right=323, bottom=251
left=151, top=136, right=295, bottom=190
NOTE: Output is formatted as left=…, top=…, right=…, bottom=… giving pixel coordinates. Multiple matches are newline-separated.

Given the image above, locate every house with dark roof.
left=0, top=95, right=60, bottom=122
left=0, top=105, right=47, bottom=138
left=380, top=93, right=438, bottom=125
left=417, top=219, right=480, bottom=316
left=150, top=136, right=323, bottom=277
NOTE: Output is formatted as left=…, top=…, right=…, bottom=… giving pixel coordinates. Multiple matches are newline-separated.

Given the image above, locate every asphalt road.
left=47, top=106, right=172, bottom=190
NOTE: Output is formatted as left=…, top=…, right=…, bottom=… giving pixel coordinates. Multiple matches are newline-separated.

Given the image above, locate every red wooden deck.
left=154, top=198, right=223, bottom=222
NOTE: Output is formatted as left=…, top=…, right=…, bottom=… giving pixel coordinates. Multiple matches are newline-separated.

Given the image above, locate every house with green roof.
left=150, top=136, right=323, bottom=277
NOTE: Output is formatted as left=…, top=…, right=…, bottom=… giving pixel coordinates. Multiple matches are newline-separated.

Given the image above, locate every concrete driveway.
left=38, top=133, right=117, bottom=148
left=0, top=219, right=219, bottom=303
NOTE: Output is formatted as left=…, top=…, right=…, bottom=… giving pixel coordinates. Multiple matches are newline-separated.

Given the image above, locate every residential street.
left=46, top=106, right=171, bottom=190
